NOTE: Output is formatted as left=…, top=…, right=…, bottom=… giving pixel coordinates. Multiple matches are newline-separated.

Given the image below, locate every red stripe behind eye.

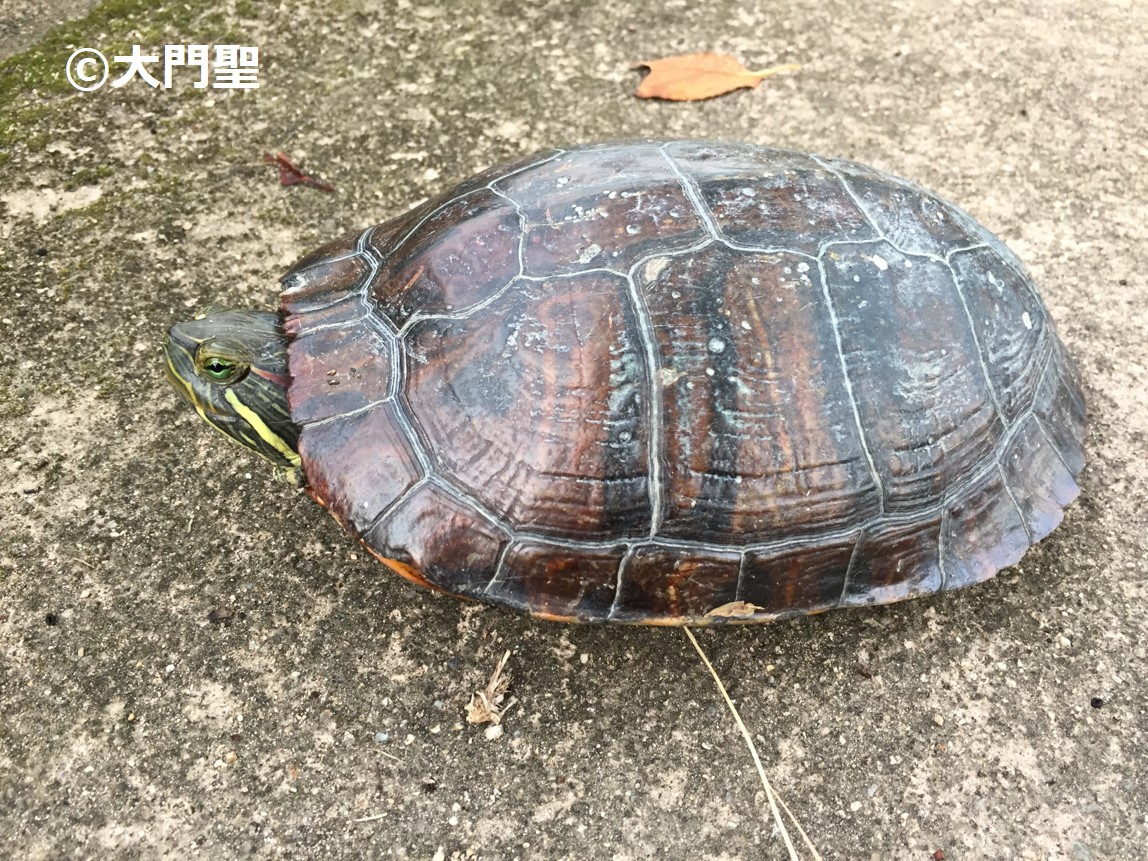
left=251, top=368, right=291, bottom=388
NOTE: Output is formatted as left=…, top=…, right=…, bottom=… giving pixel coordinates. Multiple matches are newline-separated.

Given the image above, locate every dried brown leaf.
left=262, top=151, right=336, bottom=193
left=634, top=52, right=799, bottom=102
left=705, top=600, right=766, bottom=619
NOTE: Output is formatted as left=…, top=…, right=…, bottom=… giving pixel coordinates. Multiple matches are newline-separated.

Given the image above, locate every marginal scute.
left=363, top=481, right=507, bottom=594
left=1032, top=338, right=1087, bottom=476
left=485, top=542, right=623, bottom=621
left=299, top=403, right=424, bottom=534
left=999, top=415, right=1080, bottom=543
left=287, top=318, right=393, bottom=424
left=281, top=228, right=361, bottom=289
left=843, top=515, right=942, bottom=606
left=612, top=545, right=740, bottom=621
left=942, top=466, right=1031, bottom=589
left=442, top=147, right=564, bottom=201
left=740, top=539, right=855, bottom=615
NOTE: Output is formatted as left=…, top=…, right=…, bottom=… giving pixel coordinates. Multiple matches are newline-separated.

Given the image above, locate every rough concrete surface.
left=0, top=1, right=1145, bottom=859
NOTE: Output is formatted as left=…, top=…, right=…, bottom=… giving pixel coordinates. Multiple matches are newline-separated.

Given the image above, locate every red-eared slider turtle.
left=164, top=140, right=1086, bottom=624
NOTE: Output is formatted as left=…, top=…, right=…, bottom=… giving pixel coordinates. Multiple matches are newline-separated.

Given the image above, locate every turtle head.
left=164, top=308, right=303, bottom=485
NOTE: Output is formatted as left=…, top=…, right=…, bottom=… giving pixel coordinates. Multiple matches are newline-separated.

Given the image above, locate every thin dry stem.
left=745, top=63, right=802, bottom=78
left=683, top=627, right=820, bottom=861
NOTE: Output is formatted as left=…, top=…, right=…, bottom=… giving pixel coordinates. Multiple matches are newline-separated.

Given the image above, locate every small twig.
left=683, top=627, right=820, bottom=860
left=352, top=813, right=387, bottom=823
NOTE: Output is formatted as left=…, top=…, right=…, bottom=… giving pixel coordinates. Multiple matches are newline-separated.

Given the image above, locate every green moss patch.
left=0, top=0, right=247, bottom=165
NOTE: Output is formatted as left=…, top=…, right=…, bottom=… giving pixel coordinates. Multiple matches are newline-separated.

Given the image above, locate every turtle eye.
left=195, top=340, right=251, bottom=386
left=203, top=358, right=237, bottom=382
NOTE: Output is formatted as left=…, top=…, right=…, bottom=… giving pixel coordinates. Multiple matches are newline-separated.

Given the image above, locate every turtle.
left=164, top=140, right=1087, bottom=625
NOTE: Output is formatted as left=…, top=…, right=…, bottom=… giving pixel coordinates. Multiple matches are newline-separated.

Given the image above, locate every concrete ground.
left=1, top=1, right=1145, bottom=858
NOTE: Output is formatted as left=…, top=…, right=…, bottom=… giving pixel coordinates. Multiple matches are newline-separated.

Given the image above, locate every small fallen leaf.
left=262, top=151, right=336, bottom=193
left=705, top=600, right=767, bottom=619
left=634, top=52, right=799, bottom=102
left=466, top=650, right=516, bottom=726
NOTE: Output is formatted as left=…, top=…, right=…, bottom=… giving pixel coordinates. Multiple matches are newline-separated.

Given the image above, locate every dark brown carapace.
left=278, top=141, right=1085, bottom=624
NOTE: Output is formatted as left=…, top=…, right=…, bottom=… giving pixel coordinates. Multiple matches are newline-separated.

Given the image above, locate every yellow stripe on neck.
left=224, top=389, right=302, bottom=467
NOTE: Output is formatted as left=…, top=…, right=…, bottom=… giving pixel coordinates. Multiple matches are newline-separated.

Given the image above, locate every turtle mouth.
left=163, top=330, right=195, bottom=400
left=162, top=332, right=182, bottom=388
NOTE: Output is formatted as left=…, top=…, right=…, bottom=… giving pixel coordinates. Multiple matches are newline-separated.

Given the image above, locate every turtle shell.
left=278, top=141, right=1086, bottom=624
